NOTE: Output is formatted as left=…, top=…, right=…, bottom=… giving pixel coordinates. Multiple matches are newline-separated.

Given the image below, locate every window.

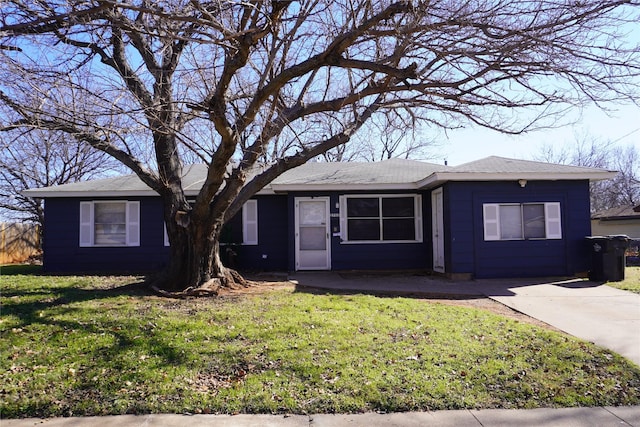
left=242, top=200, right=258, bottom=245
left=483, top=202, right=562, bottom=241
left=339, top=195, right=422, bottom=243
left=80, top=201, right=140, bottom=247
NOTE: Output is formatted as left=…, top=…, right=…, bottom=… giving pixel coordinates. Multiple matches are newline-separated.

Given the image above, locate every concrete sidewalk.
left=3, top=406, right=640, bottom=427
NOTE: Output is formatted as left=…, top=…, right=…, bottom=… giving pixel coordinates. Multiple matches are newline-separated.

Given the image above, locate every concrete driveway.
left=290, top=273, right=640, bottom=366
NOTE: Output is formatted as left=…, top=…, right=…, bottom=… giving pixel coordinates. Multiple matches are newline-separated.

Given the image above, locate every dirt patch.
left=421, top=297, right=561, bottom=331
left=216, top=278, right=293, bottom=296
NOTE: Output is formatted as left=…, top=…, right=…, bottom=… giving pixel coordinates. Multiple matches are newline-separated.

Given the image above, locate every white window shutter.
left=545, top=202, right=562, bottom=239
left=242, top=200, right=258, bottom=245
left=338, top=195, right=347, bottom=241
left=414, top=195, right=423, bottom=242
left=79, top=202, right=93, bottom=247
left=163, top=223, right=170, bottom=246
left=483, top=204, right=500, bottom=241
left=126, top=201, right=140, bottom=246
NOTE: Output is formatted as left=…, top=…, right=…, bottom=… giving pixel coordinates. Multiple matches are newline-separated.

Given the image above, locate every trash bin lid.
left=608, top=234, right=630, bottom=241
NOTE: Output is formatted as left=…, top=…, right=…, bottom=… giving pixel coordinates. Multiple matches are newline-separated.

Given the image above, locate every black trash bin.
left=586, top=235, right=629, bottom=282
left=586, top=236, right=608, bottom=281
left=606, top=235, right=630, bottom=281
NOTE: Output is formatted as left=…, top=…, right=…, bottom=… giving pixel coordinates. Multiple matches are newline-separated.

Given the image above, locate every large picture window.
left=483, top=202, right=562, bottom=241
left=80, top=201, right=140, bottom=247
left=340, top=195, right=422, bottom=243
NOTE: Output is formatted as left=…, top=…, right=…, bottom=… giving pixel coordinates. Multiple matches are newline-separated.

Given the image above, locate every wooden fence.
left=0, top=223, right=41, bottom=264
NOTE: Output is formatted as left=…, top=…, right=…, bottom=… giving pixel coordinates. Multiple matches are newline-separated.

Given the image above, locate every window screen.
left=342, top=195, right=421, bottom=242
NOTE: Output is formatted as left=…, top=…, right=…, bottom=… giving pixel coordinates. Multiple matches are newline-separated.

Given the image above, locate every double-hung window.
left=80, top=201, right=140, bottom=247
left=483, top=202, right=562, bottom=241
left=339, top=195, right=422, bottom=243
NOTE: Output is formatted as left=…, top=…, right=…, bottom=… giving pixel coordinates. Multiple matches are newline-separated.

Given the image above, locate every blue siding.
left=42, top=196, right=289, bottom=274
left=41, top=179, right=592, bottom=278
left=444, top=180, right=592, bottom=278
left=286, top=192, right=430, bottom=271
left=441, top=184, right=475, bottom=274
left=43, top=197, right=169, bottom=273
left=223, top=195, right=289, bottom=271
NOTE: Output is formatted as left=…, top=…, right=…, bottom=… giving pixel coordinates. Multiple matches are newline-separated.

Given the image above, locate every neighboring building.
left=591, top=205, right=640, bottom=266
left=23, top=156, right=616, bottom=279
left=591, top=205, right=640, bottom=238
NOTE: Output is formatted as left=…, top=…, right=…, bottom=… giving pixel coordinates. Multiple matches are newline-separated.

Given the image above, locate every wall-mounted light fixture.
left=518, top=179, right=527, bottom=188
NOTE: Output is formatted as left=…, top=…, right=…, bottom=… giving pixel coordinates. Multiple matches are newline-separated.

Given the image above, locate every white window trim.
left=79, top=201, right=140, bottom=247
left=339, top=194, right=423, bottom=244
left=242, top=199, right=258, bottom=245
left=482, top=202, right=562, bottom=241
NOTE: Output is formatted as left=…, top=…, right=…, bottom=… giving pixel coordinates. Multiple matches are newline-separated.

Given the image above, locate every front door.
left=431, top=188, right=445, bottom=273
left=295, top=197, right=331, bottom=270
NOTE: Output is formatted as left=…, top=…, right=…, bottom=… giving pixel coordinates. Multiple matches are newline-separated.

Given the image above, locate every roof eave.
left=593, top=215, right=640, bottom=221
left=23, top=186, right=277, bottom=199
left=418, top=171, right=617, bottom=189
left=22, top=189, right=160, bottom=198
left=271, top=183, right=418, bottom=192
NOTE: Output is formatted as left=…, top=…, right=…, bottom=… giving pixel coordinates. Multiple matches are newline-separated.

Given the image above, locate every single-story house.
left=591, top=205, right=640, bottom=239
left=23, top=156, right=616, bottom=279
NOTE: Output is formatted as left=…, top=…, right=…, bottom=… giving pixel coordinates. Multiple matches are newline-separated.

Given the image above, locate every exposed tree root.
left=149, top=268, right=255, bottom=299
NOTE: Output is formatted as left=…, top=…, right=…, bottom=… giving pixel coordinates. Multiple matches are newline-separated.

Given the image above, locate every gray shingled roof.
left=22, top=156, right=616, bottom=198
left=22, top=164, right=212, bottom=197
left=22, top=173, right=152, bottom=196
left=416, top=156, right=616, bottom=188
left=272, top=158, right=448, bottom=187
left=448, top=156, right=609, bottom=174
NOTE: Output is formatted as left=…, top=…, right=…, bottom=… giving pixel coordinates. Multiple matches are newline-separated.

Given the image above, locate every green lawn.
left=606, top=266, right=640, bottom=293
left=2, top=272, right=640, bottom=418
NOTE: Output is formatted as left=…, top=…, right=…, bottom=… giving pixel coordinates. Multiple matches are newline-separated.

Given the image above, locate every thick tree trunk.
left=151, top=209, right=249, bottom=296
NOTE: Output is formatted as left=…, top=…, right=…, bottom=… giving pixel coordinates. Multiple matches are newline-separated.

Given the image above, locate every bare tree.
left=322, top=116, right=441, bottom=162
left=1, top=1, right=639, bottom=293
left=0, top=129, right=116, bottom=226
left=535, top=136, right=640, bottom=211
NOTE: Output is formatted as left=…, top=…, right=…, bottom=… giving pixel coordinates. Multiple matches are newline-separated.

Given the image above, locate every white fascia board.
left=22, top=189, right=160, bottom=198
left=24, top=186, right=277, bottom=199
left=417, top=171, right=618, bottom=189
left=270, top=183, right=419, bottom=192
left=182, top=188, right=276, bottom=197
left=255, top=187, right=276, bottom=195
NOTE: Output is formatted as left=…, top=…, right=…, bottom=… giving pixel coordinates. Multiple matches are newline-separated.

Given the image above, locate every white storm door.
left=295, top=197, right=331, bottom=270
left=431, top=188, right=445, bottom=273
